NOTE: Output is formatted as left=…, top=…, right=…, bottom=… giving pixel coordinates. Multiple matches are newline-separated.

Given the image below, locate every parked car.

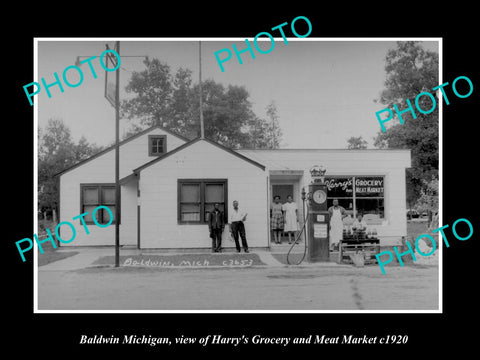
left=407, top=209, right=420, bottom=219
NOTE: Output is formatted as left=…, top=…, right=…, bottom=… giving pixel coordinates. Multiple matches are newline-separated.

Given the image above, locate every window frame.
left=325, top=175, right=385, bottom=220
left=148, top=135, right=167, bottom=156
left=177, top=179, right=228, bottom=224
left=80, top=183, right=120, bottom=225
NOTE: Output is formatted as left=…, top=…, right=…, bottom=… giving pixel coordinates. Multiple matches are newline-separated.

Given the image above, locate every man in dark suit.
left=208, top=203, right=225, bottom=252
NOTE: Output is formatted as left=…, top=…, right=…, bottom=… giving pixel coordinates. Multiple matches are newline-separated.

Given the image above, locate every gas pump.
left=286, top=165, right=330, bottom=265
left=306, top=165, right=330, bottom=262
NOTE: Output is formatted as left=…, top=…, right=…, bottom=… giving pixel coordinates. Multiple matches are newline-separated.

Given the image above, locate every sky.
left=36, top=39, right=439, bottom=149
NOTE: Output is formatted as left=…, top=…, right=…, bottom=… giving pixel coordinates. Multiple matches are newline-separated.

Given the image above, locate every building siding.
left=139, top=140, right=268, bottom=249
left=58, top=128, right=187, bottom=246
left=58, top=134, right=410, bottom=248
left=239, top=149, right=410, bottom=246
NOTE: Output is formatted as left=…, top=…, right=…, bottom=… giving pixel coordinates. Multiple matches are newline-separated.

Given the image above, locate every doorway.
left=272, top=184, right=294, bottom=204
left=271, top=184, right=294, bottom=244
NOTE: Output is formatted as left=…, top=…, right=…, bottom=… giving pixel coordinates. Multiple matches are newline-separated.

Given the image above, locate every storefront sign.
left=325, top=178, right=353, bottom=193
left=355, top=178, right=384, bottom=196
left=324, top=177, right=384, bottom=196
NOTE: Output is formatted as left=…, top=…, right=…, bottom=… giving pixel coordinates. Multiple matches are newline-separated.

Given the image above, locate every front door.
left=271, top=184, right=294, bottom=243
left=272, top=184, right=294, bottom=204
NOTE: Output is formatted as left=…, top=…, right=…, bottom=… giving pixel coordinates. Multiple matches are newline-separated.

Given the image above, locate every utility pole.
left=77, top=43, right=147, bottom=268
left=199, top=41, right=205, bottom=139
left=114, top=40, right=120, bottom=268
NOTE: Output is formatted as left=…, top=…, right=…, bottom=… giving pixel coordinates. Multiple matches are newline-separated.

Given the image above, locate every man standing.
left=229, top=200, right=249, bottom=253
left=328, top=198, right=347, bottom=250
left=208, top=203, right=225, bottom=253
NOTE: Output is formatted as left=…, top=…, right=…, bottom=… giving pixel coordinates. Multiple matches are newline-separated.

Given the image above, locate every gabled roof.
left=133, top=137, right=265, bottom=173
left=55, top=124, right=190, bottom=177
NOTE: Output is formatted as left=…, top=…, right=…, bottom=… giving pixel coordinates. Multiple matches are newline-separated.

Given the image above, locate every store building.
left=57, top=125, right=411, bottom=250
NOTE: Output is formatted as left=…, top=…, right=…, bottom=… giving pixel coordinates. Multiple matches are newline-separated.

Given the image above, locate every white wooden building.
left=57, top=125, right=411, bottom=249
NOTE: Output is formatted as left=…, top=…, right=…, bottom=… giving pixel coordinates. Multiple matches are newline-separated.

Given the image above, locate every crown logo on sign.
left=310, top=165, right=326, bottom=184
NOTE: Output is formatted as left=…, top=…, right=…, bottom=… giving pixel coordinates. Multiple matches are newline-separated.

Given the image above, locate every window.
left=325, top=176, right=384, bottom=222
left=80, top=184, right=119, bottom=224
left=148, top=135, right=167, bottom=156
left=324, top=177, right=354, bottom=211
left=354, top=176, right=384, bottom=222
left=178, top=179, right=227, bottom=224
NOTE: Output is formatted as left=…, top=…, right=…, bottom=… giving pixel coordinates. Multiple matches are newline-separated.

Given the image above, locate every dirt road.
left=37, top=264, right=439, bottom=311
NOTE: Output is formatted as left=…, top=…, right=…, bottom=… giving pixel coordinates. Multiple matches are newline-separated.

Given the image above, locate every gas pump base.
left=306, top=215, right=330, bottom=262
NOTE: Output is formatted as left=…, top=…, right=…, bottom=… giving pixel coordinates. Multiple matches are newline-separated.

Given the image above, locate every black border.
left=7, top=5, right=479, bottom=356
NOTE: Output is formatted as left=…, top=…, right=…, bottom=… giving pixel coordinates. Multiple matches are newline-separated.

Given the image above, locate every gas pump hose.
left=286, top=205, right=310, bottom=265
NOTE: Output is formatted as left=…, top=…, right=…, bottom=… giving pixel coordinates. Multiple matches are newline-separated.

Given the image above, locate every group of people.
left=270, top=195, right=300, bottom=244
left=272, top=197, right=369, bottom=250
left=208, top=197, right=370, bottom=253
left=208, top=200, right=249, bottom=253
left=208, top=196, right=299, bottom=253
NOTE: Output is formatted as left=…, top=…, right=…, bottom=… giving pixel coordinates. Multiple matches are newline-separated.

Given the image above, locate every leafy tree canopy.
left=121, top=57, right=282, bottom=149
left=38, top=118, right=103, bottom=214
left=373, top=41, right=439, bottom=206
left=346, top=136, right=368, bottom=149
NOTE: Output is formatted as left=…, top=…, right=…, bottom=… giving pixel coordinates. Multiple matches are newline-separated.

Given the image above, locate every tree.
left=38, top=119, right=103, bottom=221
left=416, top=175, right=439, bottom=228
left=244, top=102, right=283, bottom=149
left=121, top=57, right=282, bottom=148
left=265, top=101, right=282, bottom=149
left=121, top=58, right=174, bottom=128
left=346, top=136, right=368, bottom=149
left=188, top=80, right=255, bottom=147
left=73, top=136, right=104, bottom=163
left=244, top=116, right=277, bottom=149
left=170, top=67, right=195, bottom=134
left=38, top=118, right=75, bottom=221
left=122, top=123, right=146, bottom=140
left=416, top=176, right=438, bottom=214
left=373, top=41, right=439, bottom=206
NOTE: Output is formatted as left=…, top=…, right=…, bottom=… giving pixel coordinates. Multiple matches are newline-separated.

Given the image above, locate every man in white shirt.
left=229, top=200, right=249, bottom=253
left=352, top=214, right=368, bottom=231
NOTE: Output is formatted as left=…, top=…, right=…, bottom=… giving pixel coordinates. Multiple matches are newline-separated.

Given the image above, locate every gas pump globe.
left=307, top=165, right=330, bottom=262
left=310, top=165, right=326, bottom=183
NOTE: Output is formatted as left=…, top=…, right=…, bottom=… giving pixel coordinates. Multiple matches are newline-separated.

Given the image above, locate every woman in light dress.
left=282, top=195, right=299, bottom=244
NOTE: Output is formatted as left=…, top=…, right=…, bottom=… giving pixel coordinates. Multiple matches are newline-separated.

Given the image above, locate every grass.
left=38, top=249, right=79, bottom=266
left=36, top=218, right=79, bottom=266
left=406, top=220, right=431, bottom=246
left=38, top=218, right=56, bottom=234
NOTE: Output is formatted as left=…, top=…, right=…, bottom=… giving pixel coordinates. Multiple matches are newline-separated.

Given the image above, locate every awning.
left=269, top=170, right=304, bottom=181
left=119, top=172, right=137, bottom=185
